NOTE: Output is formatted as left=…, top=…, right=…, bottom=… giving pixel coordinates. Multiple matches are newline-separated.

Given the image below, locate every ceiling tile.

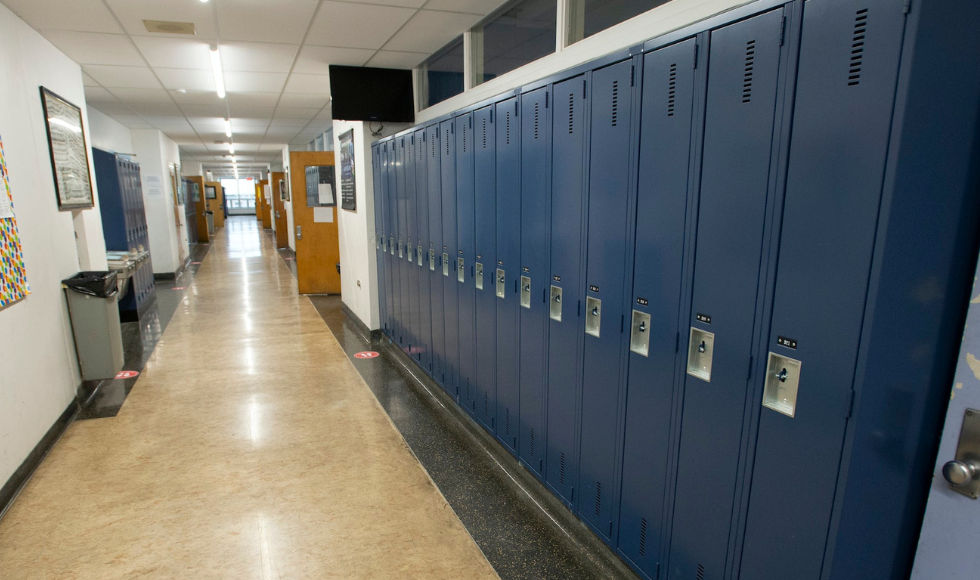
left=132, top=36, right=212, bottom=70
left=283, top=74, right=331, bottom=94
left=109, top=115, right=154, bottom=130
left=2, top=0, right=123, bottom=34
left=307, top=2, right=415, bottom=50
left=217, top=0, right=318, bottom=43
left=83, top=65, right=161, bottom=89
left=43, top=31, right=144, bottom=66
left=179, top=104, right=230, bottom=118
left=276, top=93, right=329, bottom=109
left=293, top=45, right=374, bottom=74
left=221, top=42, right=300, bottom=73
left=109, top=88, right=174, bottom=104
left=82, top=72, right=100, bottom=87
left=425, top=0, right=510, bottom=15
left=274, top=107, right=319, bottom=121
left=384, top=10, right=483, bottom=54
left=84, top=86, right=116, bottom=103
left=156, top=69, right=216, bottom=92
left=365, top=50, right=427, bottom=69
left=231, top=106, right=277, bottom=120
left=228, top=93, right=281, bottom=108
left=124, top=102, right=183, bottom=116
left=104, top=0, right=218, bottom=39
left=224, top=71, right=288, bottom=93
left=89, top=101, right=138, bottom=116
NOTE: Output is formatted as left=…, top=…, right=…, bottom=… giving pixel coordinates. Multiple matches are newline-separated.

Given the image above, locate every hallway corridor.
left=0, top=218, right=497, bottom=580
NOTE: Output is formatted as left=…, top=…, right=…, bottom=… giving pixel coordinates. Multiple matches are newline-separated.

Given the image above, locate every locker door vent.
left=742, top=40, right=755, bottom=103
left=696, top=564, right=705, bottom=580
left=639, top=517, right=648, bottom=556
left=463, top=124, right=468, bottom=153
left=431, top=133, right=436, bottom=158
left=506, top=407, right=511, bottom=434
left=594, top=481, right=602, bottom=516
left=611, top=80, right=620, bottom=126
left=506, top=111, right=511, bottom=145
left=849, top=9, right=868, bottom=86
left=534, top=102, right=540, bottom=139
left=446, top=131, right=450, bottom=155
left=482, top=118, right=487, bottom=149
left=559, top=452, right=566, bottom=484
left=568, top=92, right=575, bottom=134
left=668, top=63, right=677, bottom=116
left=484, top=392, right=488, bottom=417
left=530, top=428, right=536, bottom=456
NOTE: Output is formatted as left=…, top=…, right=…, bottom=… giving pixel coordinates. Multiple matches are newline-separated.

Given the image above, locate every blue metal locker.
left=372, top=144, right=387, bottom=337
left=518, top=86, right=551, bottom=478
left=427, top=123, right=445, bottom=383
left=384, top=141, right=399, bottom=342
left=405, top=133, right=420, bottom=357
left=440, top=118, right=459, bottom=397
left=456, top=112, right=477, bottom=413
left=739, top=2, right=907, bottom=579
left=668, top=9, right=786, bottom=580
left=473, top=105, right=497, bottom=432
left=578, top=58, right=636, bottom=543
left=617, top=37, right=698, bottom=578
left=394, top=137, right=408, bottom=347
left=495, top=97, right=521, bottom=455
left=414, top=129, right=432, bottom=373
left=545, top=74, right=588, bottom=506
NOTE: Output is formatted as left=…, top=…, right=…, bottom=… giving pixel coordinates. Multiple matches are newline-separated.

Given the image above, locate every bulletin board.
left=0, top=135, right=30, bottom=310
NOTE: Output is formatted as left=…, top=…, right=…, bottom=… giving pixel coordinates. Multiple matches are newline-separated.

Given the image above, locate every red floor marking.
left=115, top=370, right=139, bottom=379
left=354, top=351, right=380, bottom=359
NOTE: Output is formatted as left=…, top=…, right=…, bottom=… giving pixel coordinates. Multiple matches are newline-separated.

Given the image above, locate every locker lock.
left=592, top=307, right=599, bottom=316
left=698, top=341, right=706, bottom=353
left=638, top=321, right=646, bottom=332
left=777, top=368, right=789, bottom=382
left=554, top=294, right=561, bottom=303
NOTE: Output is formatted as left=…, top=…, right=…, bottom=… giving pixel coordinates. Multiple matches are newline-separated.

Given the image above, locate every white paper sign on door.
left=313, top=207, right=333, bottom=223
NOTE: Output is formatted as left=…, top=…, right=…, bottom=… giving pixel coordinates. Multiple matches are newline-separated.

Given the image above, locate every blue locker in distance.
left=372, top=144, right=387, bottom=337
left=577, top=58, right=636, bottom=543
left=455, top=113, right=477, bottom=414
left=668, top=10, right=787, bottom=580
left=518, top=86, right=551, bottom=478
left=384, top=141, right=399, bottom=342
left=495, top=97, right=521, bottom=455
left=396, top=136, right=410, bottom=348
left=414, top=129, right=432, bottom=372
left=545, top=74, right=588, bottom=506
left=426, top=124, right=446, bottom=383
left=473, top=105, right=497, bottom=432
left=440, top=118, right=459, bottom=397
left=738, top=1, right=908, bottom=578
left=404, top=133, right=420, bottom=357
left=618, top=37, right=698, bottom=578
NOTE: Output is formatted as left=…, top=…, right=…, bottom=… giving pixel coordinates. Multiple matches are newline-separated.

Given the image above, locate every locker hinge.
left=779, top=16, right=786, bottom=46
left=846, top=390, right=856, bottom=419
left=747, top=355, right=753, bottom=380
left=693, top=44, right=699, bottom=68
left=903, top=0, right=911, bottom=14
left=675, top=332, right=680, bottom=353
left=630, top=65, right=635, bottom=86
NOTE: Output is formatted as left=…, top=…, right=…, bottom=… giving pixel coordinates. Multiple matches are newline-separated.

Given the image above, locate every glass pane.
left=575, top=0, right=672, bottom=41
left=420, top=35, right=464, bottom=108
left=476, top=0, right=556, bottom=86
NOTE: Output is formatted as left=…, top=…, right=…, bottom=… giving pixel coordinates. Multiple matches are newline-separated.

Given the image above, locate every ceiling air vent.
left=143, top=20, right=197, bottom=35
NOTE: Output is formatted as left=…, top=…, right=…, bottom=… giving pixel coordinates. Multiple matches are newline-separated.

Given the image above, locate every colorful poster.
left=0, top=135, right=30, bottom=310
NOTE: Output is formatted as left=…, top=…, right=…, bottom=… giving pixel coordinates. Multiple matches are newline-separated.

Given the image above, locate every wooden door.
left=290, top=151, right=340, bottom=294
left=189, top=176, right=209, bottom=243
left=271, top=171, right=287, bottom=247
left=259, top=179, right=272, bottom=228
left=206, top=181, right=225, bottom=229
left=255, top=183, right=262, bottom=221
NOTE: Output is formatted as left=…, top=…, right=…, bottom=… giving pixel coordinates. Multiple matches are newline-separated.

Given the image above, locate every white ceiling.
left=2, top=0, right=507, bottom=177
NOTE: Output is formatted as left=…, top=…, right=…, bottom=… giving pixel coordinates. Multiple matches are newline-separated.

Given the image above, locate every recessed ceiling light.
left=175, top=88, right=187, bottom=94
left=224, top=118, right=232, bottom=137
left=210, top=45, right=225, bottom=99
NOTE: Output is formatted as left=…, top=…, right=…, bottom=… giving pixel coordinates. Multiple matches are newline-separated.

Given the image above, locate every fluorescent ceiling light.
left=224, top=118, right=232, bottom=137
left=228, top=144, right=235, bottom=154
left=210, top=45, right=225, bottom=99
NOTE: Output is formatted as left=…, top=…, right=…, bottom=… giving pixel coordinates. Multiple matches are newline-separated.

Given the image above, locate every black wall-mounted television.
left=329, top=65, right=415, bottom=123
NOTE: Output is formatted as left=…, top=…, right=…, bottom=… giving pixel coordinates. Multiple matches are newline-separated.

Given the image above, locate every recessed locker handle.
left=550, top=285, right=562, bottom=322
left=585, top=297, right=601, bottom=337
left=629, top=310, right=651, bottom=356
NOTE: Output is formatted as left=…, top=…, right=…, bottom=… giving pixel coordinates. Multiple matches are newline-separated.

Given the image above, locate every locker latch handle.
left=638, top=321, right=646, bottom=332
left=698, top=341, right=706, bottom=353
left=524, top=283, right=530, bottom=292
left=592, top=307, right=599, bottom=316
left=554, top=294, right=561, bottom=303
left=777, top=368, right=788, bottom=383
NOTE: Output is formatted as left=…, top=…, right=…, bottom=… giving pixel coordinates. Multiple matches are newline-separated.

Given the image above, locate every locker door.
left=456, top=113, right=477, bottom=413
left=405, top=134, right=419, bottom=357
left=519, top=86, right=551, bottom=478
left=440, top=118, right=459, bottom=397
left=578, top=59, right=636, bottom=542
left=668, top=10, right=786, bottom=580
left=427, top=124, right=446, bottom=384
left=546, top=74, right=588, bottom=505
left=396, top=137, right=409, bottom=348
left=384, top=142, right=399, bottom=342
left=618, top=38, right=698, bottom=578
left=372, top=144, right=387, bottom=336
left=495, top=97, right=521, bottom=455
left=739, top=2, right=908, bottom=579
left=474, top=105, right=497, bottom=432
left=415, top=129, right=432, bottom=373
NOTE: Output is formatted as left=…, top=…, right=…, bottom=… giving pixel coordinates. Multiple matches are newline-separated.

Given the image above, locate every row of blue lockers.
left=371, top=1, right=980, bottom=579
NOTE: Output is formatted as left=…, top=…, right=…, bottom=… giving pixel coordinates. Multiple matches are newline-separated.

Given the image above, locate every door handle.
left=942, top=408, right=980, bottom=498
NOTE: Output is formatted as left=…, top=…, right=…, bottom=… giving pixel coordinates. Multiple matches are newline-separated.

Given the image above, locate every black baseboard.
left=340, top=302, right=382, bottom=342
left=0, top=400, right=78, bottom=520
left=153, top=272, right=176, bottom=281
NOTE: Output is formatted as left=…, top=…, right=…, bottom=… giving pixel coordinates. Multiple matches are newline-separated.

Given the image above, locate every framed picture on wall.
left=40, top=87, right=94, bottom=211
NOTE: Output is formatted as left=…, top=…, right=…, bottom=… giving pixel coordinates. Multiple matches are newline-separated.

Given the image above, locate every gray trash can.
left=206, top=210, right=215, bottom=236
left=62, top=271, right=124, bottom=381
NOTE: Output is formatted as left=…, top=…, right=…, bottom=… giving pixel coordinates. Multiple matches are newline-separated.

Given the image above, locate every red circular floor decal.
left=354, top=351, right=380, bottom=359
left=115, top=370, right=139, bottom=379
left=171, top=287, right=187, bottom=290
left=191, top=261, right=202, bottom=265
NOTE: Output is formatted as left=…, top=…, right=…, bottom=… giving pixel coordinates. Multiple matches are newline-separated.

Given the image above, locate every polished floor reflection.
left=0, top=217, right=497, bottom=580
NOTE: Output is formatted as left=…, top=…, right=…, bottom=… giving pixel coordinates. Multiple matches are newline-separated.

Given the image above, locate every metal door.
left=474, top=105, right=497, bottom=432
left=668, top=9, right=786, bottom=580
left=578, top=58, right=636, bottom=543
left=546, top=74, right=588, bottom=506
left=415, top=129, right=431, bottom=372
left=440, top=118, right=459, bottom=398
left=739, top=1, right=907, bottom=578
left=519, top=86, right=551, bottom=478
left=495, top=97, right=521, bottom=455
left=427, top=124, right=445, bottom=384
left=618, top=37, right=698, bottom=578
left=404, top=133, right=419, bottom=357
left=456, top=113, right=477, bottom=414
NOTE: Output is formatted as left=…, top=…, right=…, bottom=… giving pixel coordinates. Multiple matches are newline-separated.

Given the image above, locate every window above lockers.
left=472, top=0, right=556, bottom=87
left=418, top=35, right=465, bottom=109
left=566, top=0, right=674, bottom=43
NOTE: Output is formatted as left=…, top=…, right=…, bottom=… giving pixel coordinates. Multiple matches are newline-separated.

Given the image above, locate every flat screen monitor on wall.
left=329, top=65, right=414, bottom=123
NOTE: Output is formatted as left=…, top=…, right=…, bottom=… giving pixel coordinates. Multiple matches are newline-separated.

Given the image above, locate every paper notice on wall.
left=313, top=207, right=334, bottom=223
left=318, top=183, right=334, bottom=206
left=0, top=187, right=12, bottom=219
left=145, top=174, right=163, bottom=195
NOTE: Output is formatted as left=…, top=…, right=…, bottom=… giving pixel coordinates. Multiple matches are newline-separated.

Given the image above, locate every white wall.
left=282, top=146, right=296, bottom=251
left=183, top=159, right=203, bottom=176
left=87, top=107, right=133, bottom=155
left=418, top=0, right=753, bottom=122
left=0, top=3, right=106, bottom=488
left=131, top=129, right=188, bottom=274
